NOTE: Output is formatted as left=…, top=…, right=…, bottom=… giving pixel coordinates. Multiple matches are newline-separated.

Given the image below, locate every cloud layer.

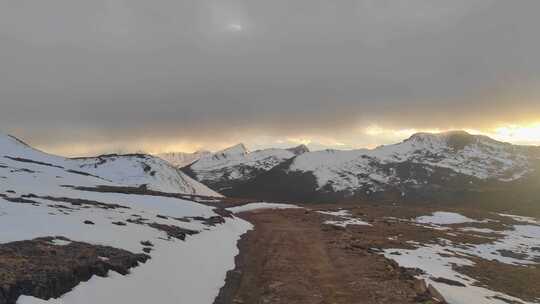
left=1, top=0, right=539, bottom=155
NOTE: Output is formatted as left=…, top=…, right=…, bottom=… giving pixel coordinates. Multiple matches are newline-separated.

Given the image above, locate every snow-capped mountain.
left=156, top=150, right=212, bottom=167
left=289, top=131, right=536, bottom=191
left=286, top=144, right=310, bottom=155
left=182, top=143, right=309, bottom=194
left=0, top=133, right=221, bottom=197
left=228, top=131, right=540, bottom=203
left=0, top=132, right=251, bottom=304
left=70, top=154, right=221, bottom=197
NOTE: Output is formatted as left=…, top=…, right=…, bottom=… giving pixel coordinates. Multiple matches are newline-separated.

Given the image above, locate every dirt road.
left=215, top=207, right=434, bottom=304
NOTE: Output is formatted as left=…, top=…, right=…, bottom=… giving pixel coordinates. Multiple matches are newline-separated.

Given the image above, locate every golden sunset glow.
left=40, top=122, right=540, bottom=157
left=362, top=122, right=540, bottom=149
left=491, top=123, right=540, bottom=145
left=286, top=137, right=313, bottom=146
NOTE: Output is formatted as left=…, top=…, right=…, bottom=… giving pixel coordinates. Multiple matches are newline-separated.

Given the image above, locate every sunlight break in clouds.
left=362, top=123, right=540, bottom=148
left=2, top=1, right=540, bottom=155
left=492, top=123, right=540, bottom=146
left=33, top=121, right=540, bottom=158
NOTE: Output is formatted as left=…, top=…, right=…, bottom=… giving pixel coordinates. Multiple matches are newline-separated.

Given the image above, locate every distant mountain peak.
left=287, top=144, right=310, bottom=155
left=217, top=143, right=249, bottom=156
left=185, top=143, right=310, bottom=194
left=157, top=150, right=212, bottom=168
left=407, top=130, right=470, bottom=141
left=407, top=130, right=466, bottom=140
left=405, top=130, right=483, bottom=151
left=0, top=133, right=221, bottom=197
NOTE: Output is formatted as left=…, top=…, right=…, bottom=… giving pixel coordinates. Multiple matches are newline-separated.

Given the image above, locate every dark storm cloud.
left=1, top=0, right=540, bottom=153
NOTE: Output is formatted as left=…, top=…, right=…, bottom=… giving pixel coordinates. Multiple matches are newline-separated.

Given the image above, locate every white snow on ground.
left=317, top=209, right=372, bottom=227
left=317, top=210, right=351, bottom=217
left=0, top=192, right=251, bottom=304
left=384, top=244, right=538, bottom=304
left=17, top=218, right=252, bottom=304
left=459, top=227, right=498, bottom=234
left=415, top=212, right=480, bottom=225
left=498, top=213, right=540, bottom=225
left=227, top=202, right=301, bottom=214
left=0, top=133, right=250, bottom=304
left=324, top=218, right=372, bottom=228
left=384, top=214, right=540, bottom=304
left=467, top=225, right=540, bottom=265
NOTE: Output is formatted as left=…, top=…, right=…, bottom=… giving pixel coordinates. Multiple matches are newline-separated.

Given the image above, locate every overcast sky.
left=1, top=0, right=540, bottom=155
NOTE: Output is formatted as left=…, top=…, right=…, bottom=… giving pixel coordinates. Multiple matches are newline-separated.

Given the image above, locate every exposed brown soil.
left=215, top=207, right=442, bottom=304
left=0, top=237, right=149, bottom=304
left=314, top=204, right=540, bottom=302
left=215, top=203, right=540, bottom=304
left=307, top=203, right=507, bottom=252
left=456, top=258, right=540, bottom=302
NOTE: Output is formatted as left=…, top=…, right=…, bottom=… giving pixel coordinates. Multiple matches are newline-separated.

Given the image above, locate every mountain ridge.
left=195, top=131, right=540, bottom=206
left=182, top=144, right=310, bottom=193
left=0, top=133, right=252, bottom=304
left=0, top=133, right=221, bottom=197
left=157, top=150, right=212, bottom=168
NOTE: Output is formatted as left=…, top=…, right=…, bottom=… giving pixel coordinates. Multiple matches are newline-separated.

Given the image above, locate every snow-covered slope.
left=0, top=133, right=221, bottom=197
left=289, top=131, right=537, bottom=193
left=69, top=154, right=221, bottom=197
left=231, top=131, right=540, bottom=202
left=0, top=133, right=249, bottom=303
left=156, top=150, right=212, bottom=167
left=183, top=143, right=309, bottom=194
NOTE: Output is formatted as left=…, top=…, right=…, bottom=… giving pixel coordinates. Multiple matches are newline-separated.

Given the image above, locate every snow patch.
left=415, top=212, right=480, bottom=225
left=384, top=245, right=537, bottom=304
left=49, top=239, right=72, bottom=246
left=317, top=210, right=351, bottom=217
left=227, top=202, right=301, bottom=214
left=384, top=222, right=540, bottom=304
left=498, top=213, right=540, bottom=225
left=324, top=218, right=372, bottom=228
left=318, top=209, right=372, bottom=227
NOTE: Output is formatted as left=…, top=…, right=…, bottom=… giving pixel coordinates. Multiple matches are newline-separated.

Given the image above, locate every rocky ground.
left=215, top=203, right=540, bottom=304
left=0, top=237, right=149, bottom=304
left=215, top=206, right=443, bottom=304
left=1, top=185, right=539, bottom=304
